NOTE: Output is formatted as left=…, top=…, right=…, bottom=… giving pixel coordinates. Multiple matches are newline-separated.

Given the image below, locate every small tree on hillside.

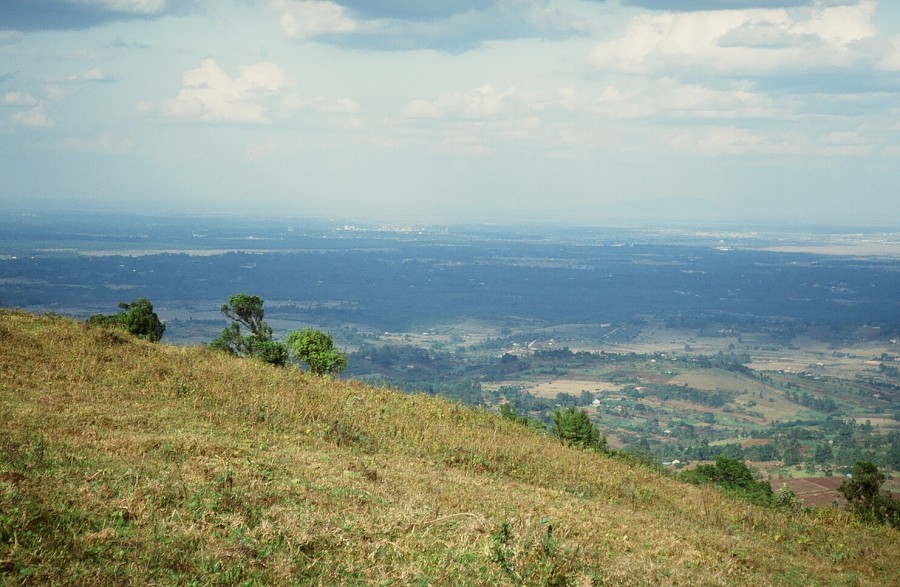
left=499, top=403, right=546, bottom=431
left=500, top=403, right=529, bottom=425
left=87, top=297, right=165, bottom=342
left=551, top=406, right=606, bottom=451
left=840, top=460, right=900, bottom=528
left=680, top=456, right=773, bottom=506
left=119, top=298, right=166, bottom=342
left=220, top=293, right=272, bottom=340
left=211, top=293, right=287, bottom=366
left=286, top=328, right=347, bottom=376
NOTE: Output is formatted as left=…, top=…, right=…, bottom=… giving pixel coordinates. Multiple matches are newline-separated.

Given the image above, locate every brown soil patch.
left=741, top=438, right=773, bottom=448
left=779, top=477, right=847, bottom=508
left=487, top=379, right=625, bottom=399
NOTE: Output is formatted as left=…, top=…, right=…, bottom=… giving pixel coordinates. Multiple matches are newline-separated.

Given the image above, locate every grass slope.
left=1, top=309, right=898, bottom=586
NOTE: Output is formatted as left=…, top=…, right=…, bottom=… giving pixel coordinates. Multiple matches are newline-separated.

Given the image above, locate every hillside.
left=1, top=310, right=898, bottom=586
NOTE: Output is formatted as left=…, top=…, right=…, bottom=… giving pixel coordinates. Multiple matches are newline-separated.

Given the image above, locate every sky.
left=1, top=0, right=899, bottom=227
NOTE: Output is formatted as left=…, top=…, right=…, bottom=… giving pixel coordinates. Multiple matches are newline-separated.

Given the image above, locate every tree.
left=772, top=484, right=802, bottom=512
left=220, top=293, right=272, bottom=340
left=813, top=442, right=833, bottom=464
left=499, top=403, right=546, bottom=431
left=500, top=403, right=528, bottom=425
left=551, top=406, right=605, bottom=451
left=87, top=297, right=165, bottom=342
left=119, top=298, right=166, bottom=342
left=839, top=460, right=899, bottom=528
left=286, top=328, right=347, bottom=376
left=211, top=294, right=287, bottom=366
left=781, top=439, right=802, bottom=466
left=680, top=456, right=773, bottom=506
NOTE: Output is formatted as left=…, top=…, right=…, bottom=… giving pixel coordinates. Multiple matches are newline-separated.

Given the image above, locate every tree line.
left=87, top=293, right=346, bottom=376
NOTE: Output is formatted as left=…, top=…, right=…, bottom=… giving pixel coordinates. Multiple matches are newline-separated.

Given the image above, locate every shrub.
left=210, top=294, right=287, bottom=366
left=679, top=456, right=773, bottom=506
left=551, top=407, right=606, bottom=451
left=840, top=461, right=900, bottom=528
left=286, top=328, right=347, bottom=376
left=87, top=297, right=165, bottom=342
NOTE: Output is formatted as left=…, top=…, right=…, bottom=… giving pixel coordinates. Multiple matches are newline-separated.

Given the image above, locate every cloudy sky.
left=1, top=0, right=899, bottom=226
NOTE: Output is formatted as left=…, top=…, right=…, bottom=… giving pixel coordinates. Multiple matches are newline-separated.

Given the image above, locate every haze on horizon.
left=1, top=1, right=900, bottom=228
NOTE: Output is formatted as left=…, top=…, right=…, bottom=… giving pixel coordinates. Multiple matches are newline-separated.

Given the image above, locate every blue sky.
left=1, top=0, right=899, bottom=226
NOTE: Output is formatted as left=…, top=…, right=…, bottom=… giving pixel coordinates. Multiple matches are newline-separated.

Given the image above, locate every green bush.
left=679, top=456, right=773, bottom=506
left=210, top=294, right=287, bottom=366
left=286, top=328, right=347, bottom=376
left=87, top=297, right=165, bottom=342
left=840, top=461, right=900, bottom=528
left=551, top=407, right=606, bottom=451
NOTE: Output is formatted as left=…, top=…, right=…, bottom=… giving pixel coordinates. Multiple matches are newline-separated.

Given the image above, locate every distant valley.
left=2, top=212, right=898, bottom=495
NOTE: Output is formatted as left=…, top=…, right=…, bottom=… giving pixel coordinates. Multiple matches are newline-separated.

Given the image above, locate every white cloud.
left=66, top=67, right=111, bottom=82
left=878, top=37, right=900, bottom=70
left=405, top=84, right=516, bottom=119
left=790, top=0, right=877, bottom=45
left=463, top=84, right=516, bottom=117
left=11, top=107, right=54, bottom=128
left=557, top=78, right=786, bottom=123
left=163, top=58, right=287, bottom=123
left=2, top=91, right=38, bottom=106
left=44, top=86, right=67, bottom=101
left=667, top=126, right=775, bottom=155
left=666, top=125, right=873, bottom=156
left=266, top=0, right=584, bottom=51
left=280, top=93, right=307, bottom=110
left=591, top=0, right=884, bottom=75
left=90, top=0, right=169, bottom=14
left=654, top=78, right=782, bottom=119
left=270, top=0, right=358, bottom=39
left=404, top=99, right=443, bottom=119
left=276, top=92, right=362, bottom=130
left=4, top=86, right=65, bottom=129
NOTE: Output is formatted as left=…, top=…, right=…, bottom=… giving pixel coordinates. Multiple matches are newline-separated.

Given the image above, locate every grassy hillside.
left=1, top=309, right=898, bottom=586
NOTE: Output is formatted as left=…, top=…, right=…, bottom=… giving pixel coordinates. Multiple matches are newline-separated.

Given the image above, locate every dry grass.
left=1, top=309, right=899, bottom=585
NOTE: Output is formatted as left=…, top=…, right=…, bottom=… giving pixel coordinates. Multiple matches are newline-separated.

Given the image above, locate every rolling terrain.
left=1, top=310, right=899, bottom=585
